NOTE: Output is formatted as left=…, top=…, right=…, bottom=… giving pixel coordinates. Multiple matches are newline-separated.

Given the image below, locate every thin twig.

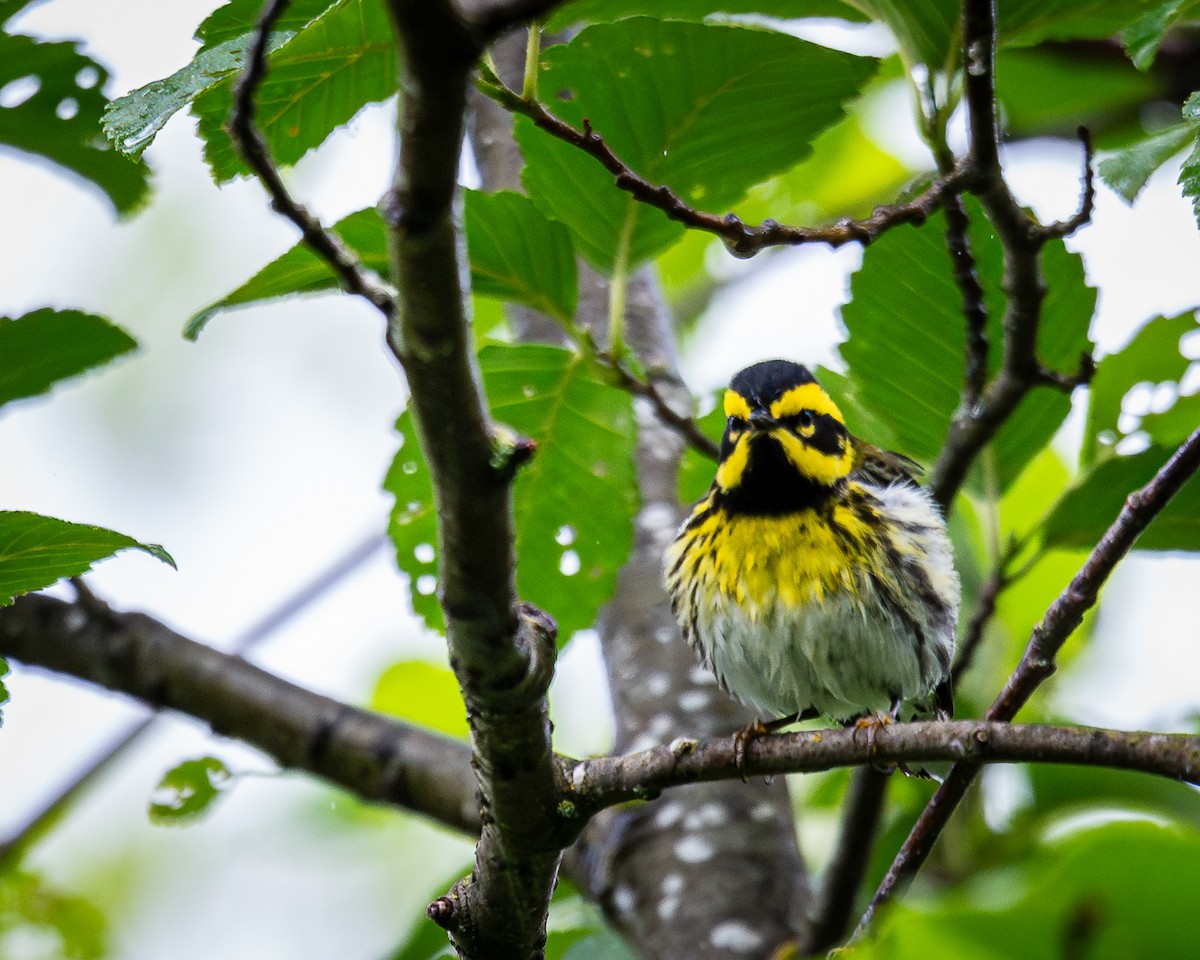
left=944, top=193, right=989, bottom=413
left=1037, top=128, right=1097, bottom=242
left=477, top=69, right=967, bottom=258
left=227, top=0, right=395, bottom=316
left=859, top=425, right=1200, bottom=936
left=600, top=355, right=720, bottom=461
left=951, top=562, right=1008, bottom=683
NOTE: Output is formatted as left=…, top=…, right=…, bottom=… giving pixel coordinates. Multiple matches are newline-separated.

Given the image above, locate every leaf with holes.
left=0, top=32, right=147, bottom=212
left=840, top=201, right=1094, bottom=492
left=518, top=18, right=877, bottom=271
left=0, top=657, right=8, bottom=729
left=0, top=309, right=137, bottom=408
left=1081, top=310, right=1198, bottom=465
left=0, top=512, right=175, bottom=607
left=148, top=757, right=233, bottom=825
left=384, top=344, right=637, bottom=644
left=193, top=0, right=396, bottom=183
left=1044, top=445, right=1200, bottom=551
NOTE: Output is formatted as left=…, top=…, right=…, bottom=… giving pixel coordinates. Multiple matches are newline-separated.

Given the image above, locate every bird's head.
left=714, top=360, right=854, bottom=512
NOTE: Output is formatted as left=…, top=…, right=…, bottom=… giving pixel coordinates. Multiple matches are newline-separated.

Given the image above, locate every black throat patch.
left=715, top=434, right=835, bottom=515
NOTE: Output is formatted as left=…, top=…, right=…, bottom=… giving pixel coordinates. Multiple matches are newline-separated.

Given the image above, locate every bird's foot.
left=733, top=711, right=811, bottom=781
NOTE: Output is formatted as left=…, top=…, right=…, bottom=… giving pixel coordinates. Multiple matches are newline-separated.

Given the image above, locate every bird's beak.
left=748, top=409, right=777, bottom=432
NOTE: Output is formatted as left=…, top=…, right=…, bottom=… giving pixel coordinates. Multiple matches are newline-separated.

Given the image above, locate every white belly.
left=701, top=583, right=937, bottom=720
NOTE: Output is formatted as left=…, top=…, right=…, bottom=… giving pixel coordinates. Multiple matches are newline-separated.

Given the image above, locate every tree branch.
left=226, top=0, right=395, bottom=317
left=379, top=4, right=567, bottom=957
left=563, top=722, right=1200, bottom=806
left=477, top=69, right=968, bottom=258
left=930, top=0, right=1097, bottom=509
left=0, top=592, right=479, bottom=834
left=860, top=425, right=1200, bottom=935
left=0, top=533, right=387, bottom=867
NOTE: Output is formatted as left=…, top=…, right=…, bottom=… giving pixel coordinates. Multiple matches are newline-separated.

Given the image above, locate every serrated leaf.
left=385, top=344, right=637, bottom=644
left=103, top=0, right=337, bottom=159
left=187, top=190, right=577, bottom=335
left=0, top=511, right=175, bottom=607
left=464, top=191, right=578, bottom=323
left=193, top=0, right=396, bottom=183
left=1099, top=122, right=1197, bottom=204
left=1082, top=310, right=1198, bottom=465
left=148, top=756, right=233, bottom=825
left=185, top=207, right=389, bottom=337
left=840, top=203, right=1093, bottom=491
left=371, top=660, right=469, bottom=740
left=519, top=19, right=877, bottom=271
left=1043, top=445, right=1200, bottom=551
left=0, top=309, right=137, bottom=408
left=1121, top=0, right=1197, bottom=70
left=1178, top=123, right=1200, bottom=227
left=0, top=32, right=148, bottom=212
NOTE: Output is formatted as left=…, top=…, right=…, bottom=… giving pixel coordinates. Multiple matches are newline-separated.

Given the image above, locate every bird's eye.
left=726, top=416, right=744, bottom=433
left=798, top=410, right=815, bottom=428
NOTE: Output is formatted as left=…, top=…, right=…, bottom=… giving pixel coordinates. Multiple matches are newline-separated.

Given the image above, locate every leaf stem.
left=522, top=21, right=540, bottom=101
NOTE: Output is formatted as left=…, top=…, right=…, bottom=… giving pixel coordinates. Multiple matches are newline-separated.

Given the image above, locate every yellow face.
left=715, top=376, right=854, bottom=497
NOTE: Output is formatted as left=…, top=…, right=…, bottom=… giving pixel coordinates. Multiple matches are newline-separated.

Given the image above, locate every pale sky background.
left=1, top=3, right=1199, bottom=958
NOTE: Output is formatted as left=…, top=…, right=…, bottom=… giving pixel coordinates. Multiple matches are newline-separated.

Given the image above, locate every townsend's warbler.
left=665, top=360, right=958, bottom=729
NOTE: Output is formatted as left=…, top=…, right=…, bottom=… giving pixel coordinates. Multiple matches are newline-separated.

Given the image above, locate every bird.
left=664, top=360, right=959, bottom=755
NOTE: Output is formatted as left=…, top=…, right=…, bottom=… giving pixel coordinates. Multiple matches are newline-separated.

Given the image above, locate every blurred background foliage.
left=2, top=0, right=1200, bottom=957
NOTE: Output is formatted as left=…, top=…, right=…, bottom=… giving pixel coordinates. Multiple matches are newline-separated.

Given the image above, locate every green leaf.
left=0, top=511, right=175, bottom=607
left=998, top=0, right=1164, bottom=48
left=518, top=19, right=877, bottom=271
left=370, top=660, right=468, bottom=740
left=185, top=207, right=389, bottom=338
left=1043, top=445, right=1200, bottom=551
left=855, top=0, right=958, bottom=70
left=102, top=0, right=337, bottom=159
left=384, top=865, right=472, bottom=960
left=859, top=821, right=1200, bottom=960
left=0, top=32, right=148, bottom=212
left=840, top=203, right=1094, bottom=491
left=1082, top=310, right=1198, bottom=465
left=560, top=933, right=639, bottom=960
left=996, top=48, right=1158, bottom=138
left=192, top=0, right=396, bottom=183
left=0, top=656, right=9, bottom=729
left=1121, top=0, right=1198, bottom=70
left=1098, top=122, right=1197, bottom=204
left=385, top=344, right=637, bottom=644
left=187, top=190, right=577, bottom=336
left=0, top=309, right=137, bottom=408
left=0, top=870, right=107, bottom=959
left=546, top=0, right=868, bottom=32
left=465, top=191, right=578, bottom=324
left=1140, top=392, right=1200, bottom=446
left=148, top=756, right=233, bottom=825
left=1178, top=95, right=1200, bottom=225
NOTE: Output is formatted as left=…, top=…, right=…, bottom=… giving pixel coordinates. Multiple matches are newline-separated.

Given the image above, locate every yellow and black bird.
left=665, top=360, right=959, bottom=732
